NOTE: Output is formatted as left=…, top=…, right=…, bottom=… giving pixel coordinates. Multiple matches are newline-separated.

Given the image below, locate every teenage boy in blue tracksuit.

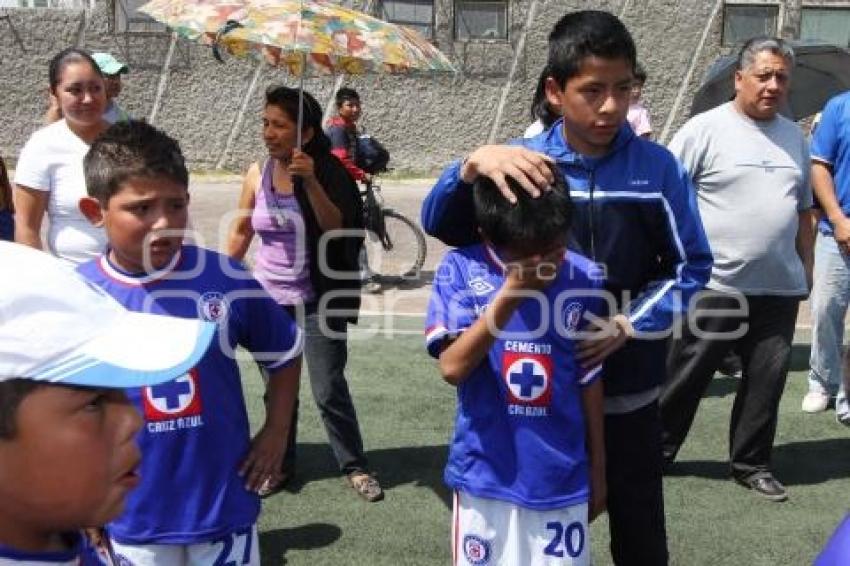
left=420, top=11, right=711, bottom=565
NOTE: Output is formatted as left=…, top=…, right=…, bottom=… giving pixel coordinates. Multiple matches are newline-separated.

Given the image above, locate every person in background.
left=326, top=87, right=368, bottom=182
left=92, top=52, right=130, bottom=124
left=0, top=157, right=13, bottom=241
left=803, top=92, right=850, bottom=423
left=627, top=63, right=652, bottom=139
left=15, top=47, right=109, bottom=265
left=326, top=86, right=385, bottom=294
left=228, top=86, right=383, bottom=502
left=661, top=37, right=814, bottom=502
left=524, top=66, right=561, bottom=138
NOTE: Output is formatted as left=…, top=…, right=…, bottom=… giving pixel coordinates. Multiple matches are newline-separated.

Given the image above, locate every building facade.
left=1, top=0, right=848, bottom=172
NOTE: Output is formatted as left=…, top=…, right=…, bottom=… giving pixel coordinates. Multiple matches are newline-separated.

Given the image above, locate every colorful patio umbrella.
left=139, top=0, right=455, bottom=76
left=139, top=0, right=455, bottom=145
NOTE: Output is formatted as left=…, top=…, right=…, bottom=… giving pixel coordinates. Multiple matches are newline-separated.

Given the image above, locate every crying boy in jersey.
left=425, top=171, right=606, bottom=566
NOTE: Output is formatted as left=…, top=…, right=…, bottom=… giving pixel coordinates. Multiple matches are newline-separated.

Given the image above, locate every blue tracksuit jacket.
left=420, top=120, right=712, bottom=397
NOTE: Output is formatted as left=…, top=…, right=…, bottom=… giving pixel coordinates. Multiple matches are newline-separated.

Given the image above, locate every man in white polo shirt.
left=660, top=36, right=815, bottom=502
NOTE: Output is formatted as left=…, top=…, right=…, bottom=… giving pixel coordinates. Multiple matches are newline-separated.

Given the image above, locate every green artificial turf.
left=241, top=332, right=850, bottom=565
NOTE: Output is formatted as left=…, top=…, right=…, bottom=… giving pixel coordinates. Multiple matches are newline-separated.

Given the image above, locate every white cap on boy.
left=0, top=242, right=215, bottom=387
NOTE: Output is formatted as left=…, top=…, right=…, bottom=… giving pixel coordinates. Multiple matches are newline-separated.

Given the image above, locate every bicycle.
left=360, top=175, right=427, bottom=284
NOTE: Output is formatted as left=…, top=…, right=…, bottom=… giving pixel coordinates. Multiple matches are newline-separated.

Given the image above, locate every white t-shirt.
left=14, top=120, right=107, bottom=265
left=669, top=102, right=812, bottom=295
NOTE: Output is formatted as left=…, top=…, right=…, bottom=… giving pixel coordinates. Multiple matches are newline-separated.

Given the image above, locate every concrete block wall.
left=0, top=0, right=807, bottom=173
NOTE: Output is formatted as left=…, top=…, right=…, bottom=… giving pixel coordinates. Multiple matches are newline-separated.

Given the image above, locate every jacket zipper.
left=588, top=166, right=596, bottom=261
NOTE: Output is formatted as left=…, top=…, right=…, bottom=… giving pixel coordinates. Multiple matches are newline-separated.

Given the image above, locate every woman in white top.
left=15, top=48, right=110, bottom=265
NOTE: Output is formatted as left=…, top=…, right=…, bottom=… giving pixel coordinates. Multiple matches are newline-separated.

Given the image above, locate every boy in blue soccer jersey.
left=76, top=120, right=303, bottom=566
left=0, top=242, right=215, bottom=566
left=426, top=172, right=606, bottom=566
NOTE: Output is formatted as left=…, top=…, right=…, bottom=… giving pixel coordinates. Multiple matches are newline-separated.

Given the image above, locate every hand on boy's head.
left=461, top=145, right=555, bottom=203
left=503, top=245, right=566, bottom=291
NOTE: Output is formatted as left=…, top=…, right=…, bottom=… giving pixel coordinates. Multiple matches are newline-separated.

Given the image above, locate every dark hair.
left=265, top=86, right=332, bottom=158
left=84, top=120, right=189, bottom=204
left=0, top=380, right=42, bottom=440
left=48, top=47, right=103, bottom=94
left=633, top=62, right=647, bottom=84
left=529, top=66, right=560, bottom=128
left=0, top=157, right=12, bottom=213
left=473, top=169, right=573, bottom=252
left=335, top=87, right=360, bottom=108
left=547, top=10, right=636, bottom=87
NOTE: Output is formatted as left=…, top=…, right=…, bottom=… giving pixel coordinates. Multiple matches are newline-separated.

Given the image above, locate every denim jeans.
left=808, top=234, right=849, bottom=417
left=278, top=305, right=368, bottom=476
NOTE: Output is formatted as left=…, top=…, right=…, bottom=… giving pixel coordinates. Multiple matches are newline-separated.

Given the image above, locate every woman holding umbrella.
left=227, top=86, right=383, bottom=502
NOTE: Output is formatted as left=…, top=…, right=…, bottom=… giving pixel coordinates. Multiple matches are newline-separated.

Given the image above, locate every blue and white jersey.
left=425, top=245, right=605, bottom=510
left=812, top=91, right=850, bottom=235
left=77, top=245, right=303, bottom=545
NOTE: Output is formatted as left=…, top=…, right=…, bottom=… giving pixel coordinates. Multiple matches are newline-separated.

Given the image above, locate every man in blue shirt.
left=804, top=91, right=850, bottom=424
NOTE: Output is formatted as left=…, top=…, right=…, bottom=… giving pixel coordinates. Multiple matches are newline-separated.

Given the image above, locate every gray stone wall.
left=0, top=0, right=823, bottom=173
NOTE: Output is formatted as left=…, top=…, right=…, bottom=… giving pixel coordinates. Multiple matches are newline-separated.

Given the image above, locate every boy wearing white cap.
left=77, top=120, right=302, bottom=565
left=0, top=241, right=215, bottom=564
left=92, top=52, right=130, bottom=124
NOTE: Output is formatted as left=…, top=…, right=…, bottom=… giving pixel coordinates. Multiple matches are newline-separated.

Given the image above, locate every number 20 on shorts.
left=543, top=520, right=585, bottom=559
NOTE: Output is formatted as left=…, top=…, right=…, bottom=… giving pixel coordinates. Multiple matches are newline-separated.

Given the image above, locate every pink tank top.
left=251, top=160, right=315, bottom=305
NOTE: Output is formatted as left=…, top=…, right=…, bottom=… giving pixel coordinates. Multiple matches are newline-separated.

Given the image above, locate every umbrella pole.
left=297, top=53, right=305, bottom=150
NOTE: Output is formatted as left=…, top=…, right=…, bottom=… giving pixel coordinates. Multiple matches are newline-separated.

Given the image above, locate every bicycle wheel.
left=364, top=210, right=427, bottom=283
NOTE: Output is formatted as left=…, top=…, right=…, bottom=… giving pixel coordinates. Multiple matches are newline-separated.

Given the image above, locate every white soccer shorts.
left=109, top=524, right=259, bottom=566
left=452, top=491, right=589, bottom=566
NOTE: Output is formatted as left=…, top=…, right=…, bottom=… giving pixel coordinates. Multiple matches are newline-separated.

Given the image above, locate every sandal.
left=347, top=471, right=384, bottom=502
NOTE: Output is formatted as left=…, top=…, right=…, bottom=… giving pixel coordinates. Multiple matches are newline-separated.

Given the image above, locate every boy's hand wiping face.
left=503, top=245, right=566, bottom=291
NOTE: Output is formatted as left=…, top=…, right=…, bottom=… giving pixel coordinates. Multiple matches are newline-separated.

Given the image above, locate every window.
left=454, top=0, right=507, bottom=40
left=14, top=0, right=89, bottom=6
left=377, top=0, right=434, bottom=39
left=801, top=8, right=850, bottom=48
left=722, top=4, right=778, bottom=46
left=113, top=0, right=166, bottom=33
